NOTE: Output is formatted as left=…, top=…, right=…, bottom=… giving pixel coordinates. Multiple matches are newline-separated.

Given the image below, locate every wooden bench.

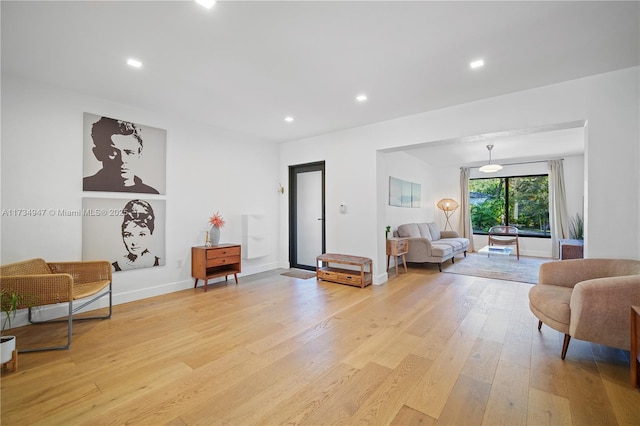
left=316, top=253, right=372, bottom=288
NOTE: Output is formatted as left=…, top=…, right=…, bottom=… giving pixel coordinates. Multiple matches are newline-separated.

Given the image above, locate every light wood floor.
left=2, top=267, right=639, bottom=425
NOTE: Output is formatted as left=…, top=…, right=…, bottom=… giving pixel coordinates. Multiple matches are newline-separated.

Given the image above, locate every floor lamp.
left=437, top=198, right=459, bottom=231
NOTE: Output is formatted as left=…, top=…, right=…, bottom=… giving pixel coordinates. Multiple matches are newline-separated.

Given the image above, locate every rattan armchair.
left=0, top=258, right=112, bottom=352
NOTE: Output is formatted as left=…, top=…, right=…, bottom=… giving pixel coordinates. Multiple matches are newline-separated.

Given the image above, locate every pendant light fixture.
left=479, top=144, right=503, bottom=173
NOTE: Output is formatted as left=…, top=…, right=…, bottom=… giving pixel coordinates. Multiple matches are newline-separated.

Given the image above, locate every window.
left=469, top=174, right=550, bottom=237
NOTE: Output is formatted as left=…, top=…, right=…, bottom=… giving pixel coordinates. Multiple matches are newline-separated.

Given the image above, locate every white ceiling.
left=400, top=123, right=586, bottom=168
left=2, top=1, right=639, bottom=148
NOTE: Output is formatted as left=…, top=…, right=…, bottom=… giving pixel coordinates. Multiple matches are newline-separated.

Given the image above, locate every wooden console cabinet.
left=316, top=253, right=372, bottom=288
left=632, top=305, right=640, bottom=389
left=192, top=244, right=241, bottom=292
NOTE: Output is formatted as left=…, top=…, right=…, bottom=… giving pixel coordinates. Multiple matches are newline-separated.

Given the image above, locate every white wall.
left=380, top=151, right=436, bottom=231
left=279, top=67, right=639, bottom=284
left=1, top=76, right=281, bottom=324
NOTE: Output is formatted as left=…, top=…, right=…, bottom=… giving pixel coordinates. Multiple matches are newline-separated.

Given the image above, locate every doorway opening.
left=289, top=162, right=326, bottom=271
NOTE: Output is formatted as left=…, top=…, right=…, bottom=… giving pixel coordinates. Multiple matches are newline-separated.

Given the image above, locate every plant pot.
left=1, top=336, right=16, bottom=364
left=210, top=226, right=221, bottom=246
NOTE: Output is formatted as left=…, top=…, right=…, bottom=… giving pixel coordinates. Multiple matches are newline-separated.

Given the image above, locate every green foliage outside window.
left=470, top=175, right=550, bottom=237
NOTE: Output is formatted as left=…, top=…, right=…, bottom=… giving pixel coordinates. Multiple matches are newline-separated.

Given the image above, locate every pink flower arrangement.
left=209, top=211, right=225, bottom=228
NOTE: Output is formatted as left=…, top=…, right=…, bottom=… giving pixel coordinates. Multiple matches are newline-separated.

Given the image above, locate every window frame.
left=470, top=173, right=550, bottom=239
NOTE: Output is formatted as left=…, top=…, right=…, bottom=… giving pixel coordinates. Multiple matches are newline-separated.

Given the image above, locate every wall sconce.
left=437, top=198, right=459, bottom=230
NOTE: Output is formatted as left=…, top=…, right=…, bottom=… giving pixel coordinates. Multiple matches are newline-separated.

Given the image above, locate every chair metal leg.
left=72, top=285, right=112, bottom=320
left=22, top=297, right=73, bottom=352
left=21, top=282, right=112, bottom=352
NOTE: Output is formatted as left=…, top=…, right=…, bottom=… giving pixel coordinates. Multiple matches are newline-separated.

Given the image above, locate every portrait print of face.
left=82, top=197, right=166, bottom=272
left=83, top=113, right=166, bottom=195
left=113, top=199, right=159, bottom=271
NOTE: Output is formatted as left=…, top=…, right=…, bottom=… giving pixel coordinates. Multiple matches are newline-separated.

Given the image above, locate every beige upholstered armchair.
left=528, top=258, right=640, bottom=359
left=0, top=258, right=112, bottom=352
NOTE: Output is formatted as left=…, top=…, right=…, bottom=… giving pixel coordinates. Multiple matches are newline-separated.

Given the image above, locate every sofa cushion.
left=397, top=223, right=420, bottom=238
left=417, top=223, right=432, bottom=240
left=438, top=239, right=463, bottom=251
left=439, top=238, right=469, bottom=251
left=427, top=222, right=441, bottom=241
left=431, top=243, right=453, bottom=258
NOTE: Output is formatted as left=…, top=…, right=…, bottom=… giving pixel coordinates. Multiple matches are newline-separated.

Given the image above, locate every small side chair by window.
left=488, top=225, right=519, bottom=260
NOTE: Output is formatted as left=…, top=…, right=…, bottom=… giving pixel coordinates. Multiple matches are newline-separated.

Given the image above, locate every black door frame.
left=289, top=161, right=326, bottom=270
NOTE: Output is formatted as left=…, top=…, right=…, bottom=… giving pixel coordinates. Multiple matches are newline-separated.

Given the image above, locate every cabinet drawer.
left=397, top=239, right=408, bottom=252
left=207, top=255, right=240, bottom=267
left=336, top=272, right=362, bottom=285
left=317, top=269, right=337, bottom=281
left=207, top=247, right=241, bottom=259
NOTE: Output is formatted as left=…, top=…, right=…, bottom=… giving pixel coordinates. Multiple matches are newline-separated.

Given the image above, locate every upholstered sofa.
left=529, top=258, right=640, bottom=359
left=395, top=222, right=469, bottom=271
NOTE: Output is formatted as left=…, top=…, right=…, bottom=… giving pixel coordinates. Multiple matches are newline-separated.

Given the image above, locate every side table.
left=386, top=238, right=408, bottom=277
left=191, top=244, right=242, bottom=292
left=559, top=239, right=584, bottom=260
left=632, top=305, right=640, bottom=389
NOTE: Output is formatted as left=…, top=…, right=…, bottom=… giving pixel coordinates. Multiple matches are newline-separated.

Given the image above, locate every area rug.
left=281, top=269, right=317, bottom=279
left=442, top=252, right=552, bottom=284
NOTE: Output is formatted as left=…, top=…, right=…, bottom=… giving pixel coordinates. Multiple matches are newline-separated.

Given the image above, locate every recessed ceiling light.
left=195, top=0, right=216, bottom=9
left=470, top=59, right=484, bottom=69
left=356, top=94, right=368, bottom=102
left=284, top=116, right=294, bottom=123
left=127, top=58, right=142, bottom=68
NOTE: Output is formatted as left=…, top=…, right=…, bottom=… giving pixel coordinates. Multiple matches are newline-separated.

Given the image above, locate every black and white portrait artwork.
left=83, top=113, right=166, bottom=195
left=82, top=197, right=166, bottom=272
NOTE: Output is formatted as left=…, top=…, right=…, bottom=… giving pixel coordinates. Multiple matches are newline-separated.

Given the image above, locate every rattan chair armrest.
left=47, top=261, right=112, bottom=285
left=1, top=274, right=73, bottom=306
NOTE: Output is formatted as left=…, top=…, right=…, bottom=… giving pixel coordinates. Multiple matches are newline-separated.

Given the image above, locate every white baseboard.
left=374, top=272, right=388, bottom=285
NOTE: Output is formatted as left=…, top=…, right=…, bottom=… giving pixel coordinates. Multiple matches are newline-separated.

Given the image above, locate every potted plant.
left=1, top=289, right=35, bottom=366
left=569, top=213, right=584, bottom=240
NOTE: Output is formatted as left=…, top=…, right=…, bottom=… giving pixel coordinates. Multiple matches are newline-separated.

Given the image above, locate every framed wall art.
left=82, top=197, right=166, bottom=272
left=83, top=113, right=167, bottom=195
left=389, top=176, right=421, bottom=208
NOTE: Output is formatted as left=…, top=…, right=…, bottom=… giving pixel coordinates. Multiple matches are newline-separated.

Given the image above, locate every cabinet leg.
left=194, top=278, right=198, bottom=288
left=234, top=273, right=238, bottom=284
